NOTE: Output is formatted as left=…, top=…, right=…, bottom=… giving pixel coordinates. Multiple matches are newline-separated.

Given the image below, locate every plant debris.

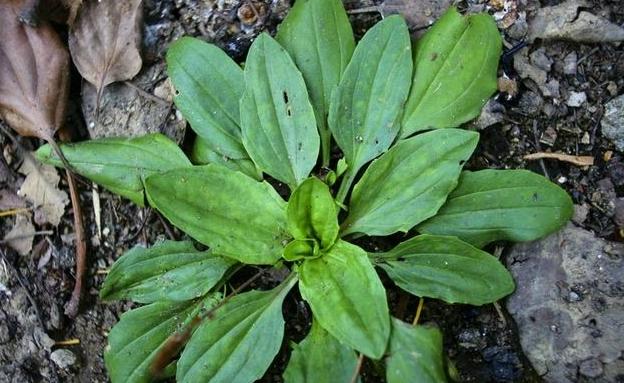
left=524, top=152, right=594, bottom=167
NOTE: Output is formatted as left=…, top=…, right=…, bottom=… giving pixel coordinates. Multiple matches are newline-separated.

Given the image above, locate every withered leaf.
left=68, top=0, right=143, bottom=97
left=18, top=156, right=69, bottom=226
left=4, top=212, right=36, bottom=256
left=0, top=0, right=70, bottom=141
left=352, top=0, right=452, bottom=35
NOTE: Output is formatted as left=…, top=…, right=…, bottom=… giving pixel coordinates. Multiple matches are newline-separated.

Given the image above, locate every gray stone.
left=563, top=52, right=577, bottom=75
left=530, top=48, right=553, bottom=72
left=506, top=224, right=624, bottom=383
left=601, top=95, right=624, bottom=152
left=566, top=91, right=587, bottom=107
left=50, top=349, right=76, bottom=369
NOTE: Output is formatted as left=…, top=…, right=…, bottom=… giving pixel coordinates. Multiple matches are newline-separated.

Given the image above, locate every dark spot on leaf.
left=283, top=90, right=289, bottom=103
left=286, top=106, right=292, bottom=116
left=374, top=139, right=379, bottom=145
left=532, top=192, right=539, bottom=201
left=397, top=256, right=405, bottom=262
left=459, top=160, right=466, bottom=166
left=298, top=142, right=302, bottom=151
left=430, top=52, right=438, bottom=61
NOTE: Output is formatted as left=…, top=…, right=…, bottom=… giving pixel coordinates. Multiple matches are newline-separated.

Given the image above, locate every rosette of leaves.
left=37, top=1, right=573, bottom=382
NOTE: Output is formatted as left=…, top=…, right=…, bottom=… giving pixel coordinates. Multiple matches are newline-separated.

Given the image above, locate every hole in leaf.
left=459, top=160, right=466, bottom=166
left=282, top=90, right=289, bottom=103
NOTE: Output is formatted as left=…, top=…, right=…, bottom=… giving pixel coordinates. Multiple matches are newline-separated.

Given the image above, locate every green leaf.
left=418, top=169, right=574, bottom=248
left=145, top=165, right=289, bottom=265
left=287, top=177, right=339, bottom=249
left=298, top=240, right=390, bottom=359
left=191, top=135, right=261, bottom=180
left=177, top=275, right=297, bottom=383
left=283, top=239, right=320, bottom=261
left=167, top=36, right=248, bottom=159
left=374, top=235, right=514, bottom=305
left=276, top=0, right=355, bottom=165
left=100, top=240, right=235, bottom=304
left=283, top=320, right=358, bottom=383
left=386, top=318, right=447, bottom=383
left=342, top=129, right=478, bottom=236
left=328, top=16, right=412, bottom=182
left=35, top=134, right=191, bottom=206
left=240, top=33, right=319, bottom=189
left=401, top=8, right=501, bottom=138
left=105, top=294, right=220, bottom=383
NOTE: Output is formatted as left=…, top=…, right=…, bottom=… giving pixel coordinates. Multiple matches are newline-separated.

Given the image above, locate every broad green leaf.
left=418, top=169, right=574, bottom=248
left=386, top=318, right=446, bottom=383
left=299, top=240, right=390, bottom=359
left=276, top=0, right=355, bottom=164
left=167, top=37, right=248, bottom=159
left=328, top=16, right=412, bottom=181
left=145, top=165, right=289, bottom=265
left=36, top=134, right=191, bottom=206
left=401, top=8, right=501, bottom=138
left=283, top=320, right=358, bottom=383
left=342, top=129, right=478, bottom=236
left=100, top=240, right=235, bottom=304
left=374, top=235, right=514, bottom=305
left=105, top=294, right=220, bottom=383
left=177, top=275, right=297, bottom=383
left=191, top=135, right=261, bottom=180
left=287, top=177, right=339, bottom=249
left=283, top=239, right=320, bottom=261
left=240, top=33, right=319, bottom=188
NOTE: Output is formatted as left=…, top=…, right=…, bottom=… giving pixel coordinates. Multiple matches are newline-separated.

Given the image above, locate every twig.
left=156, top=211, right=177, bottom=241
left=350, top=353, right=365, bottom=383
left=524, top=152, right=594, bottom=167
left=55, top=338, right=80, bottom=346
left=0, top=230, right=53, bottom=243
left=0, top=208, right=31, bottom=217
left=412, top=297, right=425, bottom=326
left=63, top=168, right=87, bottom=318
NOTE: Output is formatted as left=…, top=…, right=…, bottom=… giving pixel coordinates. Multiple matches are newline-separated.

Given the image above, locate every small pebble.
left=563, top=52, right=577, bottom=75
left=50, top=349, right=77, bottom=369
left=579, top=358, right=603, bottom=378
left=567, top=91, right=587, bottom=107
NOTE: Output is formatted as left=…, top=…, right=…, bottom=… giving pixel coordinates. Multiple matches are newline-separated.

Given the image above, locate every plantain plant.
left=37, top=1, right=573, bottom=382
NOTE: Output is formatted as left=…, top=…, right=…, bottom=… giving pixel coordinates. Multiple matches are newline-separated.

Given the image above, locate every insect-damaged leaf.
left=283, top=320, right=358, bottom=383
left=342, top=129, right=478, bottom=237
left=299, top=240, right=390, bottom=359
left=373, top=235, right=514, bottom=305
left=276, top=0, right=355, bottom=164
left=418, top=169, right=574, bottom=248
left=401, top=7, right=501, bottom=137
left=386, top=318, right=447, bottom=383
left=167, top=37, right=250, bottom=161
left=36, top=134, right=191, bottom=206
left=105, top=294, right=221, bottom=383
left=68, top=0, right=142, bottom=97
left=328, top=16, right=412, bottom=182
left=0, top=1, right=69, bottom=141
left=240, top=33, right=320, bottom=189
left=145, top=165, right=289, bottom=265
left=177, top=276, right=297, bottom=383
left=100, top=240, right=235, bottom=304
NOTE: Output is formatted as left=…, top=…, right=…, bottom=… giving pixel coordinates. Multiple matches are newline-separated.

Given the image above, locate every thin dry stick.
left=0, top=230, right=53, bottom=243
left=0, top=207, right=31, bottom=217
left=63, top=168, right=87, bottom=318
left=124, top=81, right=170, bottom=106
left=350, top=353, right=365, bottom=383
left=412, top=297, right=425, bottom=326
left=149, top=268, right=269, bottom=378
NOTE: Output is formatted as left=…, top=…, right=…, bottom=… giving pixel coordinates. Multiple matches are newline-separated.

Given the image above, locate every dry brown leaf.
left=351, top=0, right=452, bottom=35
left=524, top=152, right=595, bottom=167
left=17, top=156, right=69, bottom=226
left=0, top=0, right=70, bottom=141
left=4, top=213, right=36, bottom=256
left=68, top=0, right=143, bottom=105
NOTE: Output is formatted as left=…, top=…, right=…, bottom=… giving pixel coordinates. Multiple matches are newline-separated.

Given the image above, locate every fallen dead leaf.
left=528, top=0, right=624, bottom=43
left=524, top=152, right=595, bottom=167
left=350, top=0, right=452, bottom=35
left=0, top=189, right=26, bottom=211
left=68, top=0, right=143, bottom=112
left=0, top=0, right=70, bottom=142
left=3, top=212, right=36, bottom=256
left=17, top=155, right=69, bottom=226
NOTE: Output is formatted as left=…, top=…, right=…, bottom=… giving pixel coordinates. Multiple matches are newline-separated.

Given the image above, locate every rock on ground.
left=506, top=224, right=624, bottom=382
left=602, top=94, right=624, bottom=152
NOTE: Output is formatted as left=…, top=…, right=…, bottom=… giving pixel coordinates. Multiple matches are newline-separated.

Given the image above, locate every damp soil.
left=1, top=0, right=623, bottom=382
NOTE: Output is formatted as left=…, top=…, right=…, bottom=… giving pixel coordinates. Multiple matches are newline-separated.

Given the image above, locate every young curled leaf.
left=287, top=177, right=339, bottom=250
left=0, top=1, right=69, bottom=141
left=100, top=240, right=235, bottom=304
left=374, top=235, right=514, bottom=305
left=418, top=169, right=574, bottom=248
left=36, top=134, right=191, bottom=206
left=401, top=7, right=501, bottom=137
